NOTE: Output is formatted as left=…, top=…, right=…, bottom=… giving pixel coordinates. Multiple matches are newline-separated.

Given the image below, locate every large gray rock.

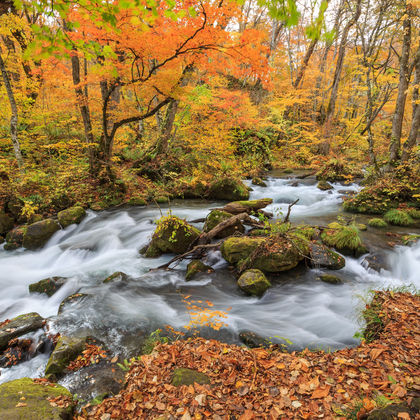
left=23, top=219, right=61, bottom=250
left=0, top=313, right=44, bottom=351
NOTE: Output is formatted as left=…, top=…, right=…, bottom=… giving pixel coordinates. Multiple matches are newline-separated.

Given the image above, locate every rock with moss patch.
left=171, top=368, right=210, bottom=387
left=384, top=209, right=414, bottom=226
left=22, top=219, right=61, bottom=250
left=0, top=377, right=74, bottom=420
left=238, top=269, right=271, bottom=296
left=368, top=218, right=388, bottom=228
left=0, top=212, right=13, bottom=235
left=103, top=271, right=129, bottom=284
left=203, top=209, right=244, bottom=238
left=252, top=177, right=267, bottom=187
left=309, top=243, right=345, bottom=270
left=4, top=225, right=27, bottom=250
left=222, top=198, right=273, bottom=215
left=186, top=260, right=213, bottom=281
left=29, top=277, right=67, bottom=297
left=57, top=206, right=86, bottom=228
left=155, top=196, right=169, bottom=204
left=317, top=274, right=342, bottom=284
left=0, top=313, right=44, bottom=351
left=58, top=293, right=90, bottom=314
left=208, top=178, right=249, bottom=201
left=45, top=335, right=87, bottom=378
left=317, top=181, right=333, bottom=191
left=239, top=330, right=271, bottom=348
left=321, top=223, right=368, bottom=257
left=127, top=196, right=147, bottom=206
left=145, top=216, right=200, bottom=256
left=221, top=237, right=265, bottom=265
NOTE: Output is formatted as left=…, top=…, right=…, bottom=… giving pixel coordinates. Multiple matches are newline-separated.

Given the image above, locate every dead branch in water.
left=283, top=199, right=299, bottom=223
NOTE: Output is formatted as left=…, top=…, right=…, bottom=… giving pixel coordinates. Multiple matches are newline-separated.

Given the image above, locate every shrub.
left=368, top=218, right=388, bottom=228
left=407, top=208, right=420, bottom=219
left=383, top=209, right=414, bottom=226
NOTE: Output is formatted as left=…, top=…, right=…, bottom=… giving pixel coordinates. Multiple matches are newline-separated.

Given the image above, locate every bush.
left=383, top=209, right=414, bottom=226
left=368, top=218, right=388, bottom=228
left=407, top=208, right=420, bottom=219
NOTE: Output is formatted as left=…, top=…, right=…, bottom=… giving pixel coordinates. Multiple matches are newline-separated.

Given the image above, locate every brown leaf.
left=370, top=348, right=384, bottom=360
left=310, top=385, right=331, bottom=399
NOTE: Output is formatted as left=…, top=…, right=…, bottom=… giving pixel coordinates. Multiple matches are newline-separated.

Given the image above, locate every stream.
left=1, top=174, right=419, bottom=384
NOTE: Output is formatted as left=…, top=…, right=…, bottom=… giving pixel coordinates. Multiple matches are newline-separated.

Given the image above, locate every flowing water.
left=1, top=175, right=419, bottom=384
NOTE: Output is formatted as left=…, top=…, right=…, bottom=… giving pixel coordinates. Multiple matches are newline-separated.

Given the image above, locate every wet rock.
left=22, top=219, right=61, bottom=250
left=238, top=269, right=271, bottom=296
left=221, top=236, right=265, bottom=265
left=29, top=277, right=67, bottom=297
left=365, top=398, right=420, bottom=419
left=57, top=206, right=86, bottom=228
left=222, top=198, right=273, bottom=215
left=239, top=330, right=272, bottom=348
left=0, top=212, right=13, bottom=235
left=103, top=271, right=129, bottom=284
left=317, top=274, right=342, bottom=284
left=309, top=243, right=345, bottom=270
left=127, top=196, right=147, bottom=206
left=290, top=181, right=299, bottom=187
left=203, top=209, right=244, bottom=238
left=0, top=312, right=44, bottom=351
left=207, top=177, right=249, bottom=201
left=45, top=335, right=87, bottom=378
left=362, top=254, right=389, bottom=272
left=58, top=293, right=90, bottom=314
left=155, top=196, right=170, bottom=204
left=4, top=225, right=27, bottom=250
left=317, top=180, right=333, bottom=190
left=171, top=368, right=210, bottom=386
left=186, top=260, right=213, bottom=281
left=144, top=216, right=200, bottom=257
left=252, top=177, right=267, bottom=187
left=0, top=338, right=33, bottom=368
left=0, top=377, right=74, bottom=420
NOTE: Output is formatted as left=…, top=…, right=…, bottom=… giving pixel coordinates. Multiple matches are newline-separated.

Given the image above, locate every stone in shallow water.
left=22, top=219, right=61, bottom=250
left=237, top=269, right=271, bottom=296
left=186, top=260, right=213, bottom=281
left=102, top=271, right=129, bottom=284
left=57, top=206, right=86, bottom=228
left=317, top=274, right=343, bottom=284
left=309, top=243, right=345, bottom=270
left=29, top=277, right=67, bottom=296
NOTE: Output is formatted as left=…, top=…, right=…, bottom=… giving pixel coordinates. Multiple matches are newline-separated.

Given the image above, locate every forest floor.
left=78, top=291, right=420, bottom=419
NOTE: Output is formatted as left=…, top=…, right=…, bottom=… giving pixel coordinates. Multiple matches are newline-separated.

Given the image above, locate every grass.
left=322, top=223, right=363, bottom=251
left=368, top=218, right=387, bottom=228
left=383, top=209, right=414, bottom=226
left=407, top=208, right=420, bottom=219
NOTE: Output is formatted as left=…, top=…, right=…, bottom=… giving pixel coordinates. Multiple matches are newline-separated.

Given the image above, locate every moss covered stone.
left=252, top=177, right=267, bottom=187
left=238, top=269, right=271, bottom=296
left=203, top=209, right=244, bottom=238
left=155, top=196, right=170, bottom=204
left=222, top=198, right=273, bottom=215
left=29, top=277, right=66, bottom=296
left=4, top=225, right=27, bottom=250
left=208, top=178, right=249, bottom=201
left=0, top=312, right=44, bottom=351
left=0, top=377, right=74, bottom=420
left=0, top=212, right=13, bottom=235
left=186, top=260, right=213, bottom=281
left=45, top=335, right=87, bottom=377
left=57, top=206, right=86, bottom=228
left=317, top=180, right=333, bottom=190
left=309, top=243, right=345, bottom=270
left=383, top=209, right=414, bottom=226
left=22, top=219, right=61, bottom=250
left=103, top=271, right=129, bottom=284
left=321, top=223, right=368, bottom=257
left=127, top=196, right=147, bottom=206
left=368, top=218, right=388, bottom=228
left=318, top=274, right=342, bottom=284
left=221, top=237, right=265, bottom=264
left=171, top=368, right=210, bottom=387
left=145, top=216, right=200, bottom=256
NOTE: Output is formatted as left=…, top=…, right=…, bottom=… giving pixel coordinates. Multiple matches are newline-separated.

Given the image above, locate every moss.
left=186, top=260, right=213, bottom=281
left=368, top=218, right=388, bottom=228
left=103, top=272, right=129, bottom=284
left=402, top=234, right=420, bottom=246
left=171, top=368, right=210, bottom=387
left=361, top=293, right=384, bottom=343
left=22, top=219, right=61, bottom=250
left=237, top=269, right=271, bottom=296
left=343, top=188, right=395, bottom=214
left=357, top=223, right=367, bottom=231
left=384, top=209, right=414, bottom=226
left=223, top=198, right=272, bottom=214
left=155, top=196, right=170, bottom=204
left=294, top=224, right=316, bottom=240
left=203, top=209, right=244, bottom=238
left=29, top=277, right=66, bottom=296
left=57, top=206, right=86, bottom=228
left=0, top=377, right=74, bottom=420
left=252, top=177, right=267, bottom=187
left=317, top=180, right=333, bottom=190
left=407, top=208, right=420, bottom=219
left=58, top=293, right=89, bottom=314
left=127, top=196, right=147, bottom=206
left=221, top=237, right=265, bottom=264
left=321, top=223, right=366, bottom=256
left=208, top=177, right=249, bottom=201
left=318, top=274, right=342, bottom=284
left=283, top=168, right=293, bottom=174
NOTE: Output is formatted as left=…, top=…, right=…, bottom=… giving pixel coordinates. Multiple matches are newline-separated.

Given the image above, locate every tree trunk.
left=0, top=51, right=24, bottom=169
left=155, top=99, right=179, bottom=155
left=389, top=8, right=411, bottom=165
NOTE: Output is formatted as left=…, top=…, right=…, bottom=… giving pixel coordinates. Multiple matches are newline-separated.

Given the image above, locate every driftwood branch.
left=283, top=199, right=299, bottom=223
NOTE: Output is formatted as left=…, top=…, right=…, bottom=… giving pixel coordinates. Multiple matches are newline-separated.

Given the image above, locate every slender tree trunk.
left=0, top=52, right=23, bottom=169
left=389, top=9, right=411, bottom=165
left=155, top=99, right=179, bottom=155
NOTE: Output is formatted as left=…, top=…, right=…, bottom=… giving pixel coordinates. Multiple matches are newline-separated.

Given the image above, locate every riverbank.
left=75, top=290, right=419, bottom=419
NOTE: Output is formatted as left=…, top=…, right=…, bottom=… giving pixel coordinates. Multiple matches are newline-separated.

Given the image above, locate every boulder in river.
left=222, top=198, right=273, bottom=215
left=203, top=209, right=244, bottom=238
left=0, top=377, right=74, bottom=420
left=58, top=293, right=90, bottom=314
left=57, top=206, right=86, bottom=228
left=29, top=277, right=67, bottom=296
left=309, top=243, right=345, bottom=270
left=22, top=218, right=61, bottom=250
left=237, top=269, right=271, bottom=296
left=0, top=312, right=44, bottom=351
left=0, top=211, right=13, bottom=235
left=317, top=274, right=343, bottom=284
left=103, top=271, right=129, bottom=284
left=144, top=216, right=200, bottom=257
left=317, top=180, right=333, bottom=190
left=252, top=177, right=267, bottom=187
left=207, top=177, right=249, bottom=201
left=186, top=259, right=213, bottom=281
left=4, top=225, right=27, bottom=250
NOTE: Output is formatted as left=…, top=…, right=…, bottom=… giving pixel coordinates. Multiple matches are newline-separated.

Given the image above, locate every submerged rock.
left=29, top=277, right=67, bottom=296
left=317, top=274, right=343, bottom=284
left=22, top=219, right=61, bottom=250
left=0, top=377, right=74, bottom=420
left=186, top=260, right=213, bottom=281
left=207, top=177, right=249, bottom=201
left=0, top=312, right=44, bottom=351
left=57, top=206, right=86, bottom=228
left=203, top=209, right=244, bottom=238
left=103, top=271, right=129, bottom=284
left=309, top=243, right=345, bottom=270
left=171, top=368, right=210, bottom=386
left=237, top=269, right=271, bottom=296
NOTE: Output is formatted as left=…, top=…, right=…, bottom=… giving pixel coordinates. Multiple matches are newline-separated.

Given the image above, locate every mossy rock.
left=221, top=237, right=265, bottom=264
left=22, top=219, right=61, bottom=250
left=171, top=368, right=210, bottom=387
left=207, top=178, right=249, bottom=201
left=57, top=206, right=86, bottom=228
left=321, top=223, right=367, bottom=257
left=237, top=269, right=271, bottom=296
left=283, top=168, right=293, bottom=174
left=317, top=180, right=333, bottom=191
left=309, top=243, right=345, bottom=270
left=29, top=277, right=66, bottom=297
left=45, top=335, right=87, bottom=378
left=127, top=197, right=147, bottom=206
left=317, top=274, right=342, bottom=284
left=384, top=209, right=414, bottom=226
left=368, top=218, right=387, bottom=228
left=343, top=188, right=396, bottom=215
left=366, top=399, right=420, bottom=420
left=155, top=196, right=170, bottom=204
left=0, top=377, right=74, bottom=420
left=186, top=260, right=213, bottom=281
left=0, top=212, right=14, bottom=235
left=145, top=216, right=200, bottom=256
left=4, top=225, right=27, bottom=250
left=103, top=271, right=129, bottom=284
left=294, top=225, right=316, bottom=240
left=203, top=209, right=244, bottom=238
left=356, top=223, right=367, bottom=231
left=239, top=331, right=272, bottom=348
left=58, top=293, right=90, bottom=314
left=0, top=312, right=44, bottom=351
left=222, top=198, right=273, bottom=215
left=249, top=229, right=270, bottom=237
left=252, top=177, right=267, bottom=187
